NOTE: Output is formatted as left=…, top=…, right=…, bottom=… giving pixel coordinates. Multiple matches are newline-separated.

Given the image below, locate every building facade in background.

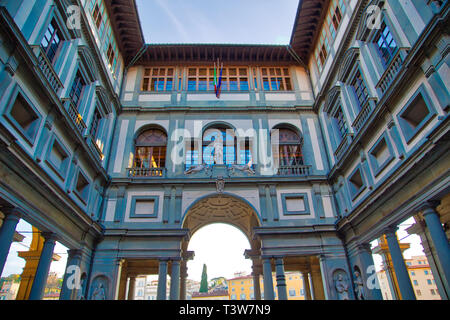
left=0, top=0, right=448, bottom=301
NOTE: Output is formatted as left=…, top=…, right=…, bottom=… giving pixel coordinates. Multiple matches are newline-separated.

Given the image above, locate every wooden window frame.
left=69, top=71, right=86, bottom=109
left=260, top=67, right=292, bottom=91
left=134, top=129, right=168, bottom=169
left=315, top=0, right=347, bottom=71
left=40, top=19, right=63, bottom=64
left=186, top=67, right=250, bottom=92
left=373, top=20, right=398, bottom=67
left=142, top=67, right=175, bottom=92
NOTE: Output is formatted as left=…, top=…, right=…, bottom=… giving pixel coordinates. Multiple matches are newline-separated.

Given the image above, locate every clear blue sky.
left=136, top=0, right=299, bottom=44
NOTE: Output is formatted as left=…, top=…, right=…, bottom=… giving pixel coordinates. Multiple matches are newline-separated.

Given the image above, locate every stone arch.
left=181, top=193, right=262, bottom=252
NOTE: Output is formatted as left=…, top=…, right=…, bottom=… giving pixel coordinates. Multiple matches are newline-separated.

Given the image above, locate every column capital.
left=418, top=201, right=440, bottom=216
left=41, top=232, right=58, bottom=242
left=1, top=207, right=23, bottom=220
left=67, top=249, right=83, bottom=259
left=356, top=243, right=372, bottom=253
left=383, top=226, right=398, bottom=237
left=274, top=256, right=284, bottom=263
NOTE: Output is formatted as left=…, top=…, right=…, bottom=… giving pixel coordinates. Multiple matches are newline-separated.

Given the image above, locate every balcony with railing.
left=334, top=133, right=354, bottom=161
left=127, top=167, right=166, bottom=178
left=352, top=97, right=378, bottom=133
left=277, top=164, right=311, bottom=176
left=61, top=98, right=87, bottom=135
left=85, top=134, right=104, bottom=161
left=376, top=47, right=409, bottom=95
left=31, top=45, right=63, bottom=95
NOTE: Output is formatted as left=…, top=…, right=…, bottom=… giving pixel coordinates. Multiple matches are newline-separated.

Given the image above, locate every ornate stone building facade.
left=0, top=0, right=448, bottom=300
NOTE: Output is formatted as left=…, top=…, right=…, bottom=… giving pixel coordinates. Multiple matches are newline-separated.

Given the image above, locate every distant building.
left=0, top=275, right=21, bottom=300
left=228, top=272, right=306, bottom=300
left=191, top=289, right=229, bottom=300
left=43, top=272, right=62, bottom=300
left=377, top=255, right=441, bottom=300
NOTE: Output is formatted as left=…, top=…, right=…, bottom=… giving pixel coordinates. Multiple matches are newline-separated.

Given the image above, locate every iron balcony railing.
left=334, top=133, right=354, bottom=161
left=31, top=45, right=63, bottom=95
left=277, top=164, right=311, bottom=176
left=376, top=47, right=409, bottom=95
left=127, top=167, right=166, bottom=177
left=352, top=97, right=378, bottom=133
left=61, top=98, right=87, bottom=135
left=85, top=134, right=104, bottom=161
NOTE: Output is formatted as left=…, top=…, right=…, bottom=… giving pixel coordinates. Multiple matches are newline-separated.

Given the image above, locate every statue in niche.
left=334, top=273, right=350, bottom=300
left=92, top=283, right=106, bottom=300
left=354, top=270, right=365, bottom=300
left=76, top=274, right=86, bottom=300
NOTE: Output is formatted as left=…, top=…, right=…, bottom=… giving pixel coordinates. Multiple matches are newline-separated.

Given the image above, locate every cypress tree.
left=199, top=264, right=208, bottom=293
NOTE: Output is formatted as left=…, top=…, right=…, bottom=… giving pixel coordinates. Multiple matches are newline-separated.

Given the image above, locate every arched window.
left=274, top=128, right=304, bottom=174
left=134, top=128, right=167, bottom=169
left=202, top=126, right=236, bottom=165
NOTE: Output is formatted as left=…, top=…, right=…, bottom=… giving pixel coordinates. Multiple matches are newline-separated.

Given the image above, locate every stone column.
left=275, top=257, right=287, bottom=300
left=29, top=233, right=57, bottom=300
left=157, top=259, right=168, bottom=300
left=180, top=263, right=187, bottom=300
left=355, top=244, right=383, bottom=300
left=421, top=203, right=450, bottom=287
left=169, top=259, right=181, bottom=300
left=301, top=272, right=312, bottom=300
left=253, top=273, right=261, bottom=300
left=262, top=258, right=274, bottom=300
left=127, top=275, right=136, bottom=300
left=384, top=227, right=416, bottom=300
left=0, top=209, right=21, bottom=277
left=59, top=249, right=83, bottom=300
left=310, top=263, right=325, bottom=300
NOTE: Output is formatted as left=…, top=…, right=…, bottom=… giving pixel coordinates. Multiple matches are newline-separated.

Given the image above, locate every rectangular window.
left=142, top=68, right=175, bottom=92
left=41, top=19, right=62, bottom=64
left=238, top=138, right=252, bottom=165
left=348, top=166, right=366, bottom=200
left=315, top=0, right=347, bottom=71
left=9, top=93, right=41, bottom=142
left=374, top=21, right=398, bottom=66
left=413, top=280, right=418, bottom=286
left=135, top=146, right=166, bottom=169
left=89, top=108, right=102, bottom=140
left=75, top=170, right=90, bottom=203
left=47, top=138, right=70, bottom=179
left=185, top=67, right=251, bottom=92
left=185, top=139, right=199, bottom=170
left=289, top=289, right=296, bottom=297
left=351, top=68, right=369, bottom=108
left=332, top=105, right=348, bottom=139
left=260, top=67, right=292, bottom=91
left=69, top=71, right=86, bottom=108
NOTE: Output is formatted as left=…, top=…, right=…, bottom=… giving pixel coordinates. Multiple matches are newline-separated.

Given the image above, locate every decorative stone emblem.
left=216, top=176, right=225, bottom=194
left=228, top=160, right=255, bottom=175
left=184, top=163, right=211, bottom=175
